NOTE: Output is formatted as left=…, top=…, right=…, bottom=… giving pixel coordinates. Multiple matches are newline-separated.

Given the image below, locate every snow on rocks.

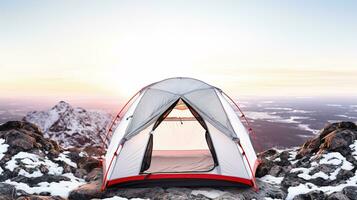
left=0, top=121, right=93, bottom=199
left=5, top=152, right=64, bottom=177
left=286, top=170, right=357, bottom=200
left=350, top=140, right=357, bottom=160
left=23, top=101, right=112, bottom=148
left=290, top=152, right=353, bottom=181
left=191, top=189, right=228, bottom=198
left=100, top=197, right=147, bottom=200
left=260, top=175, right=284, bottom=185
left=55, top=151, right=77, bottom=168
left=4, top=173, right=85, bottom=198
left=0, top=138, right=9, bottom=160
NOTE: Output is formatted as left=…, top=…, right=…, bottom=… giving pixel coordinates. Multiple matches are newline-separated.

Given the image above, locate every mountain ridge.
left=23, top=101, right=112, bottom=148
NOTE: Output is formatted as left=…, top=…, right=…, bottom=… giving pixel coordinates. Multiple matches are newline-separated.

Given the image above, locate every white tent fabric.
left=123, top=78, right=237, bottom=140
left=103, top=77, right=259, bottom=189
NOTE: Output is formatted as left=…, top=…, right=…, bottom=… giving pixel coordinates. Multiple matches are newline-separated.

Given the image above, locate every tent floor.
left=144, top=150, right=215, bottom=174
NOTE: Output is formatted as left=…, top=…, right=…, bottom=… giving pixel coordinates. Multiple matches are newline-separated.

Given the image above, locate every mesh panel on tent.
left=182, top=88, right=236, bottom=139
left=125, top=88, right=179, bottom=139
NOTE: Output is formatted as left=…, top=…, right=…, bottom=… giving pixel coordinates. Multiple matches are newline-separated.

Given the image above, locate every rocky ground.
left=0, top=121, right=103, bottom=200
left=0, top=119, right=357, bottom=199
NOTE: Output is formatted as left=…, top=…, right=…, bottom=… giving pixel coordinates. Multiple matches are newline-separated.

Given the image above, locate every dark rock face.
left=0, top=121, right=61, bottom=156
left=68, top=181, right=103, bottom=200
left=77, top=157, right=101, bottom=173
left=5, top=130, right=36, bottom=150
left=0, top=183, right=16, bottom=199
left=256, top=121, right=357, bottom=200
left=343, top=186, right=357, bottom=200
left=292, top=190, right=326, bottom=200
left=85, top=168, right=102, bottom=182
left=327, top=192, right=350, bottom=200
left=255, top=158, right=275, bottom=177
left=297, top=122, right=357, bottom=158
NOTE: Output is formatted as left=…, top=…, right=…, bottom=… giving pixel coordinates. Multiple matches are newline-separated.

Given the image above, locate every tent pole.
left=237, top=141, right=259, bottom=192
left=101, top=91, right=141, bottom=150
left=220, top=91, right=263, bottom=152
left=101, top=142, right=125, bottom=191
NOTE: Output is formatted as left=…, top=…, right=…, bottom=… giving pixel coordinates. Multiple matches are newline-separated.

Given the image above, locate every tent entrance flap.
left=140, top=99, right=218, bottom=174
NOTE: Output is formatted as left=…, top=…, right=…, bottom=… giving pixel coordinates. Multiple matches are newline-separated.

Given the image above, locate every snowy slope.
left=23, top=101, right=112, bottom=147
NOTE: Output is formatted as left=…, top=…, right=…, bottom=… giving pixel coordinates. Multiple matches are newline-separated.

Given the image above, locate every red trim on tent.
left=101, top=143, right=124, bottom=191
left=106, top=174, right=254, bottom=187
left=237, top=142, right=259, bottom=191
left=101, top=91, right=141, bottom=149
left=221, top=91, right=263, bottom=152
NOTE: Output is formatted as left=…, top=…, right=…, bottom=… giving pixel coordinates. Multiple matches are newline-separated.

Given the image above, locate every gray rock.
left=68, top=181, right=103, bottom=200
left=77, top=157, right=101, bottom=172
left=85, top=168, right=102, bottom=182
left=104, top=187, right=165, bottom=199
left=74, top=169, right=87, bottom=179
left=0, top=196, right=12, bottom=200
left=5, top=130, right=35, bottom=151
left=343, top=186, right=357, bottom=200
left=0, top=183, right=16, bottom=199
left=292, top=190, right=326, bottom=200
left=268, top=165, right=282, bottom=177
left=327, top=192, right=350, bottom=200
left=256, top=159, right=275, bottom=177
left=16, top=195, right=65, bottom=200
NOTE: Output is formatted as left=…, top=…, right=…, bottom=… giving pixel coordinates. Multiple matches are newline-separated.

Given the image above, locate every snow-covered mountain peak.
left=51, top=101, right=73, bottom=113
left=23, top=101, right=112, bottom=148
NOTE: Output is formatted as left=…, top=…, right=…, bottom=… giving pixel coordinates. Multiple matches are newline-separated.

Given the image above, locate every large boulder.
left=0, top=121, right=61, bottom=156
left=77, top=157, right=101, bottom=173
left=297, top=122, right=357, bottom=158
left=68, top=181, right=103, bottom=200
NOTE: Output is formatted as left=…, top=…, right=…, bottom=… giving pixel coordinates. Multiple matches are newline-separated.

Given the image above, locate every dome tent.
left=101, top=77, right=260, bottom=190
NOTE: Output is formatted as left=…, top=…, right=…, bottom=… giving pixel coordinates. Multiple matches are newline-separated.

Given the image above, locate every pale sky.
left=1, top=0, right=357, bottom=102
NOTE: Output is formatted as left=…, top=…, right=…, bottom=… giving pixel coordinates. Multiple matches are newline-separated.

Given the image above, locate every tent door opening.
left=140, top=99, right=218, bottom=174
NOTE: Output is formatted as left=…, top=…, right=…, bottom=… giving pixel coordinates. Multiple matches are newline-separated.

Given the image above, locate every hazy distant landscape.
left=1, top=96, right=356, bottom=151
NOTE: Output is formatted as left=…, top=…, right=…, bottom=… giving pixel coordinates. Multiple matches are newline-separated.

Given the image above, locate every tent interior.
left=140, top=99, right=218, bottom=174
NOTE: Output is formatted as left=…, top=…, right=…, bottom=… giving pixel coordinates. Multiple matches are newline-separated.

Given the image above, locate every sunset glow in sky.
left=1, top=1, right=357, bottom=102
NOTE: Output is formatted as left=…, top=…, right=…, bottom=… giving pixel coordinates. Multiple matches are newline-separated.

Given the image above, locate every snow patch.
left=350, top=140, right=357, bottom=160
left=260, top=175, right=284, bottom=185
left=101, top=197, right=147, bottom=200
left=298, top=124, right=319, bottom=134
left=4, top=173, right=85, bottom=198
left=191, top=189, right=227, bottom=198
left=286, top=170, right=357, bottom=200
left=0, top=138, right=9, bottom=160
left=291, top=152, right=353, bottom=181
left=5, top=152, right=63, bottom=177
left=55, top=151, right=77, bottom=168
left=265, top=198, right=282, bottom=200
